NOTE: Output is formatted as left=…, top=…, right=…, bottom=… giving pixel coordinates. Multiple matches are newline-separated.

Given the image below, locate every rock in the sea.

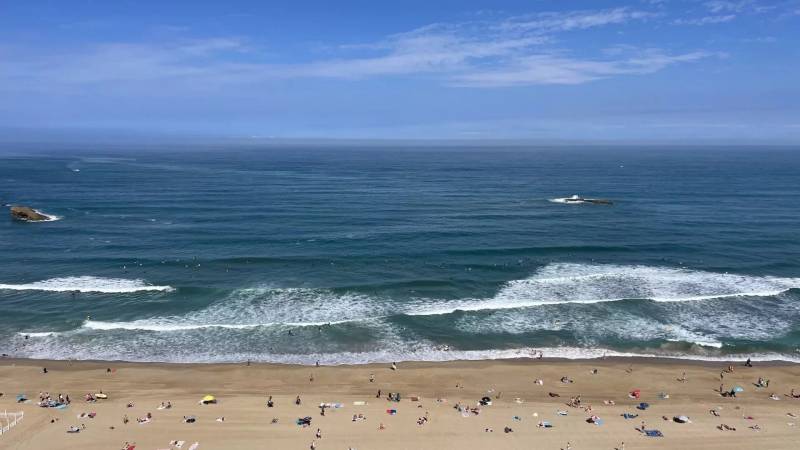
left=10, top=206, right=51, bottom=222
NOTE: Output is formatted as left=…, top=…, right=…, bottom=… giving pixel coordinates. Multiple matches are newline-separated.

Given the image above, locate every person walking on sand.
left=316, top=428, right=322, bottom=439
left=310, top=440, right=316, bottom=450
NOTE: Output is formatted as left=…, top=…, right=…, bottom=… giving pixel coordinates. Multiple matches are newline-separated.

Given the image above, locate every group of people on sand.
left=454, top=402, right=481, bottom=415
left=38, top=392, right=70, bottom=408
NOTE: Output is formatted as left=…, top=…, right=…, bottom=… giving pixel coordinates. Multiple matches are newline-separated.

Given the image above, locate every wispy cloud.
left=450, top=50, right=714, bottom=87
left=0, top=7, right=715, bottom=90
left=673, top=14, right=737, bottom=25
left=704, top=0, right=754, bottom=13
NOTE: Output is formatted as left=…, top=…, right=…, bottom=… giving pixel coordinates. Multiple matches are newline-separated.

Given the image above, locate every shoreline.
left=3, top=351, right=799, bottom=369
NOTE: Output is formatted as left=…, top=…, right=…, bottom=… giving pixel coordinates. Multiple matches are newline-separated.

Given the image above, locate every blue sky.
left=1, top=0, right=799, bottom=142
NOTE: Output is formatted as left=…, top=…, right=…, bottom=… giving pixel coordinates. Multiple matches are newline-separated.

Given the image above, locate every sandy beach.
left=1, top=357, right=798, bottom=450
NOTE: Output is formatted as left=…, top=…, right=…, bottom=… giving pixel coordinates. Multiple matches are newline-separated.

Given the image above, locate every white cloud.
left=497, top=7, right=656, bottom=33
left=0, top=7, right=713, bottom=90
left=704, top=0, right=753, bottom=13
left=673, top=14, right=737, bottom=25
left=450, top=51, right=713, bottom=87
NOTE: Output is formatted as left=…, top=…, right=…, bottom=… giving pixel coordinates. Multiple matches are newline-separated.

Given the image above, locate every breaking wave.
left=0, top=276, right=175, bottom=293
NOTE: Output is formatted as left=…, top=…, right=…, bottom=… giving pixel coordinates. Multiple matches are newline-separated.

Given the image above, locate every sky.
left=1, top=0, right=799, bottom=143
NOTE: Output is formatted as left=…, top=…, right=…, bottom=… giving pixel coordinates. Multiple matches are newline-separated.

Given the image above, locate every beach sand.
left=1, top=358, right=798, bottom=449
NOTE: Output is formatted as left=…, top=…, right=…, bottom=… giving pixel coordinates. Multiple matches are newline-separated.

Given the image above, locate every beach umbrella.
left=201, top=395, right=217, bottom=404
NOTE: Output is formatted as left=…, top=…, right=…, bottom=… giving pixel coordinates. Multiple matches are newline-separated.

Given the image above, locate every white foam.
left=9, top=337, right=799, bottom=365
left=33, top=264, right=798, bottom=335
left=406, top=263, right=800, bottom=316
left=0, top=276, right=175, bottom=293
left=71, top=286, right=383, bottom=332
left=82, top=317, right=362, bottom=332
left=549, top=198, right=585, bottom=204
left=17, top=332, right=57, bottom=337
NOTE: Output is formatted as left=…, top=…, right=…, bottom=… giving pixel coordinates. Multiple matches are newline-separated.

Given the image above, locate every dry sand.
left=1, top=357, right=798, bottom=449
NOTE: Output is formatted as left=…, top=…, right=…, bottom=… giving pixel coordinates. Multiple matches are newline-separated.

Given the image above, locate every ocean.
left=1, top=145, right=799, bottom=364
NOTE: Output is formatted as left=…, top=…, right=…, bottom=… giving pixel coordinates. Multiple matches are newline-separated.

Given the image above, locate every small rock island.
left=10, top=206, right=52, bottom=222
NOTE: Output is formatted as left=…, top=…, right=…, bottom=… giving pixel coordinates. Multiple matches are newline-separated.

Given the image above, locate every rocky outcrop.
left=10, top=206, right=51, bottom=222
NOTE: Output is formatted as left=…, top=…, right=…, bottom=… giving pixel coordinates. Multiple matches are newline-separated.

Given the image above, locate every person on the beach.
left=267, top=395, right=274, bottom=407
left=391, top=362, right=397, bottom=371
left=369, top=373, right=375, bottom=382
left=295, top=395, right=301, bottom=405
left=316, top=428, right=322, bottom=439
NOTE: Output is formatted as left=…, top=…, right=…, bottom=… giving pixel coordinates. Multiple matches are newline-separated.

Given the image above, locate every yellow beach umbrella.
left=201, top=395, right=216, bottom=404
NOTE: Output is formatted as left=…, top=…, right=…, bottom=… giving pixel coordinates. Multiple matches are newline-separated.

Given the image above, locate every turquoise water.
left=1, top=146, right=799, bottom=363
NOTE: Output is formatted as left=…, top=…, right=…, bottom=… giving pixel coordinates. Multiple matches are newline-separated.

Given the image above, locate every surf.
left=0, top=276, right=175, bottom=293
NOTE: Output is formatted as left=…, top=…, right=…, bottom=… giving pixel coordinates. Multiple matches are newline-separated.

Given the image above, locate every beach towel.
left=644, top=430, right=664, bottom=437
left=637, top=402, right=650, bottom=410
left=386, top=409, right=397, bottom=415
left=353, top=401, right=367, bottom=406
left=622, top=413, right=638, bottom=419
left=557, top=410, right=568, bottom=416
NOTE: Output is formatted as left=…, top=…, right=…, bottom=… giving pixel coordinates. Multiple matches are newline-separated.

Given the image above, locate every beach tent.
left=201, top=395, right=217, bottom=404
left=673, top=415, right=691, bottom=423
left=629, top=389, right=641, bottom=399
left=637, top=402, right=650, bottom=410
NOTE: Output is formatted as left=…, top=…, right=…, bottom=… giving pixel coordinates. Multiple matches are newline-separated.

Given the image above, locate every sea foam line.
left=0, top=276, right=175, bottom=293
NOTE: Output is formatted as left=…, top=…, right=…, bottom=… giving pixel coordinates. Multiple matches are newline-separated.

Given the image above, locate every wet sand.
left=1, top=357, right=798, bottom=449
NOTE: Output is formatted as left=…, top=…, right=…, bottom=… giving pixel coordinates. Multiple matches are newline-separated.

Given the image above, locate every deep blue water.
left=1, top=146, right=799, bottom=363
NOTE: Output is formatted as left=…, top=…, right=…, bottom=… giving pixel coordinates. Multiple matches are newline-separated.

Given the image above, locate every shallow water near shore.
left=1, top=145, right=799, bottom=363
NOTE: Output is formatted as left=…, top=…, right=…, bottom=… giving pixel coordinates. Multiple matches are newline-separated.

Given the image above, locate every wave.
left=7, top=336, right=799, bottom=364
left=82, top=317, right=361, bottom=332
left=404, top=263, right=799, bottom=316
left=18, top=263, right=796, bottom=335
left=0, top=276, right=175, bottom=293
